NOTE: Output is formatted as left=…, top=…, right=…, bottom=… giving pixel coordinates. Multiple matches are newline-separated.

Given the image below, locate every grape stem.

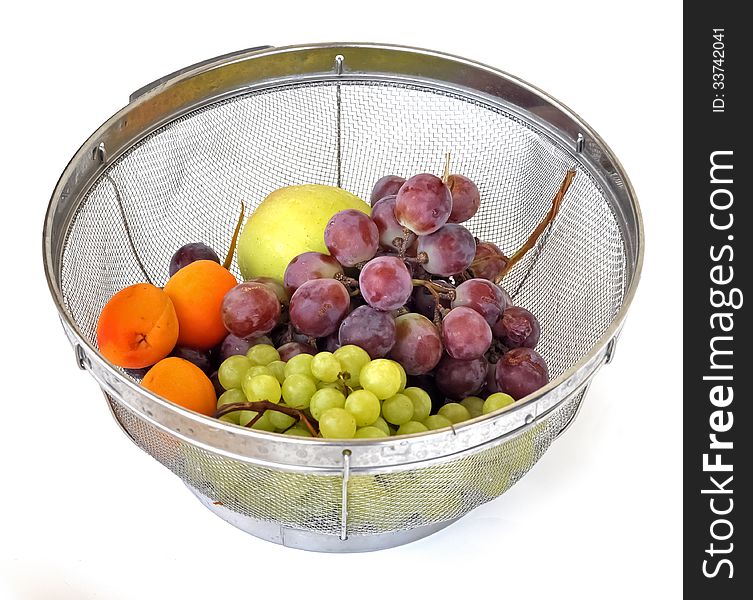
left=453, top=270, right=472, bottom=283
left=223, top=202, right=245, bottom=270
left=215, top=401, right=319, bottom=437
left=441, top=152, right=451, bottom=184
left=337, top=372, right=353, bottom=396
left=392, top=235, right=407, bottom=257
left=399, top=227, right=413, bottom=258
left=412, top=279, right=456, bottom=300
left=495, top=169, right=576, bottom=283
left=471, top=252, right=509, bottom=272
left=335, top=272, right=359, bottom=288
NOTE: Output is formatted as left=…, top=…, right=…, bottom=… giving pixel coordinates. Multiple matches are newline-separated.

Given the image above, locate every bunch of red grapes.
left=220, top=171, right=549, bottom=412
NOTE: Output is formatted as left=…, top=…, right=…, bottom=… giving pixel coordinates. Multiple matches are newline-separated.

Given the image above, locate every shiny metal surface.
left=43, top=43, right=643, bottom=550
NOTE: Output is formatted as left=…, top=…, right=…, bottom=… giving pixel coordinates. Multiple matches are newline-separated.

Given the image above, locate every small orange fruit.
left=141, top=357, right=217, bottom=416
left=163, top=260, right=238, bottom=350
left=96, top=283, right=179, bottom=369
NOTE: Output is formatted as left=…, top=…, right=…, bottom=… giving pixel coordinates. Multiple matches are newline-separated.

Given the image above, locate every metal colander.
left=43, top=43, right=643, bottom=552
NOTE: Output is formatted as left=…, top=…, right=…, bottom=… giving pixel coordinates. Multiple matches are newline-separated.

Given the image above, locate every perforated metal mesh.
left=58, top=79, right=626, bottom=539
left=109, top=391, right=582, bottom=536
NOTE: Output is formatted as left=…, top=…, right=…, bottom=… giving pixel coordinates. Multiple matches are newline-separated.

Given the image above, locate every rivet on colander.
left=91, top=142, right=106, bottom=164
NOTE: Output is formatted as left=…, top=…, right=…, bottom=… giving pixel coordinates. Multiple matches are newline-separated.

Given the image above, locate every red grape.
left=470, top=241, right=508, bottom=281
left=452, top=278, right=508, bottom=326
left=389, top=313, right=443, bottom=375
left=217, top=333, right=273, bottom=363
left=209, top=370, right=223, bottom=398
left=272, top=324, right=312, bottom=347
left=417, top=224, right=476, bottom=277
left=497, top=285, right=512, bottom=310
left=370, top=175, right=406, bottom=206
left=495, top=347, right=549, bottom=399
left=221, top=282, right=281, bottom=338
left=319, top=333, right=342, bottom=353
left=371, top=196, right=416, bottom=252
left=338, top=305, right=396, bottom=358
left=278, top=342, right=316, bottom=361
left=359, top=256, right=413, bottom=311
left=486, top=360, right=499, bottom=394
left=492, top=306, right=541, bottom=349
left=169, top=243, right=220, bottom=277
left=441, top=306, right=492, bottom=360
left=246, top=276, right=289, bottom=304
left=169, top=345, right=213, bottom=374
left=434, top=355, right=487, bottom=400
left=324, top=209, right=379, bottom=267
left=289, top=278, right=350, bottom=337
left=405, top=236, right=419, bottom=257
left=283, top=252, right=343, bottom=295
left=395, top=174, right=452, bottom=235
left=407, top=373, right=446, bottom=414
left=446, top=174, right=481, bottom=223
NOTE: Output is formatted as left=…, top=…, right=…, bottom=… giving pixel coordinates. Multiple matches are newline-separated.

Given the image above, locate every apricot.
left=163, top=260, right=238, bottom=350
left=96, top=283, right=179, bottom=369
left=142, top=357, right=217, bottom=416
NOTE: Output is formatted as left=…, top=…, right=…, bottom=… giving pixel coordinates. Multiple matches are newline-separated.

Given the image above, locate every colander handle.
left=129, top=45, right=274, bottom=102
left=555, top=334, right=620, bottom=439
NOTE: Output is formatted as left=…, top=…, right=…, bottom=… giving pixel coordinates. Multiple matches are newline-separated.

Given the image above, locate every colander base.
left=190, top=485, right=460, bottom=552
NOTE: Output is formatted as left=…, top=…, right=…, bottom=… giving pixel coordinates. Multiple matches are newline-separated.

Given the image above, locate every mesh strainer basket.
left=43, top=43, right=643, bottom=552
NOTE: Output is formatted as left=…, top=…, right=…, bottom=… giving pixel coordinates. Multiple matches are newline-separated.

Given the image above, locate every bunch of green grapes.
left=215, top=342, right=516, bottom=438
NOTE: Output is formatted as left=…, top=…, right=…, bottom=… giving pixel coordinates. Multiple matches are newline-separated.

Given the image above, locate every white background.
left=1, top=1, right=682, bottom=598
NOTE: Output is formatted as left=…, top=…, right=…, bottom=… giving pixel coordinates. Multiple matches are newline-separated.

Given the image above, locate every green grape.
left=267, top=360, right=287, bottom=384
left=483, top=392, right=515, bottom=415
left=423, top=414, right=453, bottom=430
left=218, top=355, right=252, bottom=390
left=371, top=416, right=391, bottom=436
left=268, top=407, right=296, bottom=430
left=217, top=388, right=246, bottom=409
left=402, top=387, right=432, bottom=422
left=317, top=380, right=343, bottom=391
left=250, top=412, right=276, bottom=432
left=319, top=407, right=357, bottom=438
left=381, top=393, right=414, bottom=425
left=344, top=389, right=381, bottom=427
left=282, top=373, right=317, bottom=409
left=333, top=345, right=371, bottom=386
left=283, top=425, right=313, bottom=437
left=359, top=359, right=402, bottom=400
left=216, top=390, right=245, bottom=424
left=309, top=388, right=346, bottom=421
left=355, top=426, right=389, bottom=438
left=284, top=353, right=314, bottom=378
left=311, top=352, right=342, bottom=383
left=246, top=344, right=281, bottom=366
left=438, top=402, right=472, bottom=424
left=460, top=396, right=485, bottom=418
left=239, top=410, right=275, bottom=431
left=245, top=365, right=273, bottom=379
left=242, top=374, right=282, bottom=404
left=219, top=413, right=241, bottom=425
left=395, top=362, right=407, bottom=391
left=396, top=421, right=429, bottom=435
